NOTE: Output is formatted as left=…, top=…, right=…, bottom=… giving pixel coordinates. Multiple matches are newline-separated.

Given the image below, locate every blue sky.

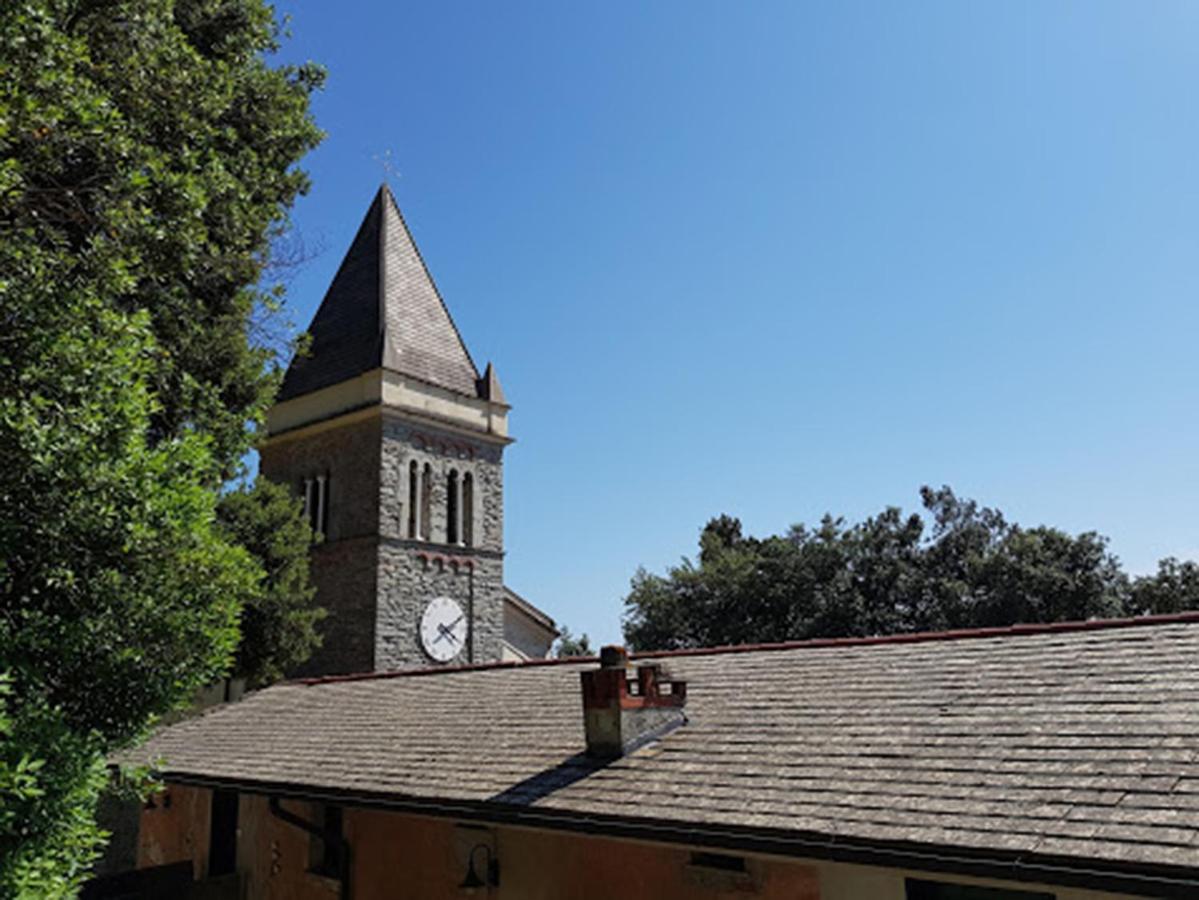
left=271, top=2, right=1199, bottom=646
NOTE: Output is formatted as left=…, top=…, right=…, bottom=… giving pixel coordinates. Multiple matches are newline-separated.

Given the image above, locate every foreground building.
left=259, top=185, right=556, bottom=672
left=115, top=614, right=1199, bottom=899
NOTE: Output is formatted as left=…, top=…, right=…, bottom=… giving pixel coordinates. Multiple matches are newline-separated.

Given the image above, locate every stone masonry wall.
left=375, top=415, right=506, bottom=669
left=294, top=536, right=378, bottom=676
left=259, top=415, right=382, bottom=543
left=258, top=412, right=506, bottom=675
left=375, top=549, right=504, bottom=668
left=378, top=416, right=503, bottom=550
left=260, top=416, right=383, bottom=675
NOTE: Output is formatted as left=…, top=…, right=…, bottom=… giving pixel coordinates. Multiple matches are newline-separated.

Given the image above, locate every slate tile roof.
left=277, top=185, right=480, bottom=402
left=132, top=616, right=1199, bottom=885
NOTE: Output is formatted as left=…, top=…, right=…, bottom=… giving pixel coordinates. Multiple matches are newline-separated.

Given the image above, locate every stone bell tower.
left=259, top=185, right=512, bottom=675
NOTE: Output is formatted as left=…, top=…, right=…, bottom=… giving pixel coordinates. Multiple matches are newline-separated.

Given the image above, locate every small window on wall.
left=905, top=879, right=1054, bottom=900
left=689, top=852, right=746, bottom=873
left=301, top=474, right=329, bottom=538
left=684, top=851, right=756, bottom=892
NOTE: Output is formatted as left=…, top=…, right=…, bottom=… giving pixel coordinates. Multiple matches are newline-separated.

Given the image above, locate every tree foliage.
left=0, top=0, right=321, bottom=892
left=3, top=0, right=324, bottom=478
left=217, top=480, right=323, bottom=688
left=623, top=486, right=1190, bottom=651
left=553, top=627, right=593, bottom=659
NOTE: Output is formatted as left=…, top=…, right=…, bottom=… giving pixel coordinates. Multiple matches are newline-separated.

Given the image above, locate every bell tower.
left=259, top=185, right=512, bottom=675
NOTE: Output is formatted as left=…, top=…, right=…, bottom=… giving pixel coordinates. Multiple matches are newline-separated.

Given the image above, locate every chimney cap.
left=599, top=646, right=628, bottom=669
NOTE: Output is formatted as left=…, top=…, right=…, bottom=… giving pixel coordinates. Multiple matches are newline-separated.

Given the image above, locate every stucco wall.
left=138, top=786, right=1149, bottom=900
left=137, top=785, right=212, bottom=880
left=502, top=604, right=556, bottom=660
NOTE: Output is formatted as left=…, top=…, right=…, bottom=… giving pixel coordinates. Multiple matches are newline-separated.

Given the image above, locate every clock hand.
left=437, top=622, right=460, bottom=645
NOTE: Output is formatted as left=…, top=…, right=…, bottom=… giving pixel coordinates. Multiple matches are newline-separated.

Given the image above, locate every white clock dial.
left=420, top=596, right=467, bottom=663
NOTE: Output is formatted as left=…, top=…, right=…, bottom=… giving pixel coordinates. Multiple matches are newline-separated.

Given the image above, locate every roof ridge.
left=291, top=611, right=1199, bottom=688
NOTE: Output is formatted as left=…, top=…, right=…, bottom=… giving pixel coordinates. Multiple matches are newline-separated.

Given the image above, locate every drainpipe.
left=268, top=796, right=351, bottom=900
left=467, top=561, right=475, bottom=664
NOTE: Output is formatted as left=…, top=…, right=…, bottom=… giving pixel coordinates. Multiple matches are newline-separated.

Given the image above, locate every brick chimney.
left=580, top=646, right=687, bottom=757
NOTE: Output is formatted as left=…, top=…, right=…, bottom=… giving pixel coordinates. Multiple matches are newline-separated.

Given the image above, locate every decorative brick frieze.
left=414, top=550, right=476, bottom=571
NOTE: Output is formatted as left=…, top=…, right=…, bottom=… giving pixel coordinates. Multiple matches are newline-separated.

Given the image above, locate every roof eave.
left=147, top=771, right=1199, bottom=899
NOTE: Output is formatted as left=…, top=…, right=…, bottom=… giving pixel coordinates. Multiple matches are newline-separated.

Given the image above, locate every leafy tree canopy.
left=1, top=0, right=322, bottom=892
left=623, top=486, right=1194, bottom=652
left=553, top=627, right=593, bottom=659
left=217, top=479, right=323, bottom=688
left=4, top=0, right=323, bottom=479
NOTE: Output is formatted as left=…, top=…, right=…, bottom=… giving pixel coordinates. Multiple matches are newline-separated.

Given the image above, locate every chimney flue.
left=581, top=646, right=686, bottom=757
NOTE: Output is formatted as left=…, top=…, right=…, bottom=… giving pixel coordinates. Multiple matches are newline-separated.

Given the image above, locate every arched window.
left=407, top=460, right=418, bottom=539
left=462, top=472, right=474, bottom=547
left=420, top=463, right=432, bottom=541
left=301, top=474, right=329, bottom=539
left=446, top=469, right=460, bottom=545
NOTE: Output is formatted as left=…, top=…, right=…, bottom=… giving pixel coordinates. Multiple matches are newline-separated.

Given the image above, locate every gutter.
left=178, top=773, right=1199, bottom=899
left=268, top=797, right=352, bottom=900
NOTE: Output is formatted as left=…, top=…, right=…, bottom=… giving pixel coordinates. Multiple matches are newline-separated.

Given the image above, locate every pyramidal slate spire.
left=279, top=185, right=483, bottom=402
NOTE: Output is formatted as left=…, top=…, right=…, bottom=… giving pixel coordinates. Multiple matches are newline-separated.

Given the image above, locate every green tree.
left=1129, top=558, right=1199, bottom=615
left=554, top=628, right=594, bottom=658
left=623, top=487, right=1157, bottom=652
left=0, top=296, right=254, bottom=894
left=217, top=480, right=323, bottom=688
left=0, top=0, right=321, bottom=892
left=3, top=0, right=323, bottom=479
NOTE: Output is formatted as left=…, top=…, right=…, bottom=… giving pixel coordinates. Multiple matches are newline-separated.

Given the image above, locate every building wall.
left=259, top=409, right=510, bottom=674
left=235, top=795, right=339, bottom=900
left=378, top=416, right=503, bottom=551
left=260, top=415, right=383, bottom=676
left=297, top=536, right=379, bottom=676
left=138, top=786, right=1148, bottom=900
left=136, top=785, right=212, bottom=880
left=374, top=416, right=506, bottom=669
left=502, top=605, right=556, bottom=661
left=259, top=414, right=382, bottom=544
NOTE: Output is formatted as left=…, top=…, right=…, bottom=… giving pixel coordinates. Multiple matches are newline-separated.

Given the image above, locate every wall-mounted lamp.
left=459, top=843, right=500, bottom=893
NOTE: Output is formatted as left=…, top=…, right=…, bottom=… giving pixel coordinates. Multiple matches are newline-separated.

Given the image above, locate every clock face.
left=420, top=596, right=467, bottom=663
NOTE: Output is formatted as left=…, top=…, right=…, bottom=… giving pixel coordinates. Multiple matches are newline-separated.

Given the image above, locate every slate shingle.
left=277, top=185, right=479, bottom=402
left=132, top=618, right=1199, bottom=877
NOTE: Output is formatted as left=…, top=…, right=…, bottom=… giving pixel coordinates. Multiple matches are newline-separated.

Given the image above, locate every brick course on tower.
left=259, top=185, right=516, bottom=675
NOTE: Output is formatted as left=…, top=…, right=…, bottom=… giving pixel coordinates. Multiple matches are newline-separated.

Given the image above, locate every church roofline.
left=277, top=184, right=490, bottom=404
left=379, top=184, right=481, bottom=383
left=264, top=367, right=513, bottom=445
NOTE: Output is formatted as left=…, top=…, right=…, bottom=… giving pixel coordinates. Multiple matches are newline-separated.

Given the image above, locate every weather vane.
left=373, top=149, right=400, bottom=186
